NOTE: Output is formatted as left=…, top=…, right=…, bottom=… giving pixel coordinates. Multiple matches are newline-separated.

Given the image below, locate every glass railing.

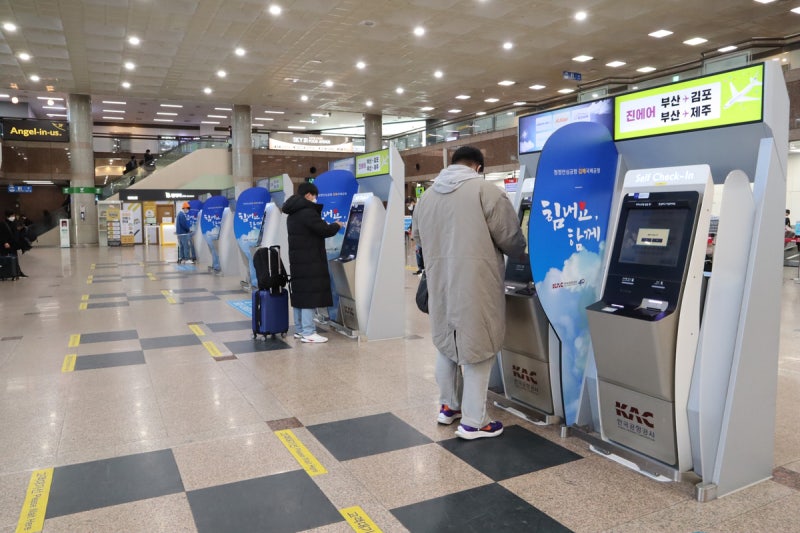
left=99, top=137, right=229, bottom=199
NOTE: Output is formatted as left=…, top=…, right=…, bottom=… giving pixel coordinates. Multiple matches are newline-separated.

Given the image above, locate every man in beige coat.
left=413, top=146, right=526, bottom=439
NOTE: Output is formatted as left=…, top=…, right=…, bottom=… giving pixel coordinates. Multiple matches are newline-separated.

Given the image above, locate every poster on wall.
left=234, top=187, right=271, bottom=284
left=106, top=205, right=121, bottom=246
left=120, top=210, right=135, bottom=246
left=529, top=121, right=619, bottom=427
left=122, top=202, right=143, bottom=244
left=200, top=196, right=229, bottom=240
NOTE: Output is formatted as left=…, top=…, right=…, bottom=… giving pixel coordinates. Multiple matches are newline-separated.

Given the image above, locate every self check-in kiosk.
left=587, top=168, right=712, bottom=470
left=496, top=177, right=560, bottom=423
left=329, top=193, right=385, bottom=334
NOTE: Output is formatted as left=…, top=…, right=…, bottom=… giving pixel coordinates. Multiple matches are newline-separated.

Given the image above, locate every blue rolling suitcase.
left=252, top=288, right=289, bottom=339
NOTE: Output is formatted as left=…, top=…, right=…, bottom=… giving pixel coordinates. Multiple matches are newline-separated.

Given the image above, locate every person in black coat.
left=282, top=182, right=342, bottom=343
left=1, top=210, right=27, bottom=278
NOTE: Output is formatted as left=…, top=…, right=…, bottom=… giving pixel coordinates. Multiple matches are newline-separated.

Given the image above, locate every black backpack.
left=253, top=245, right=289, bottom=294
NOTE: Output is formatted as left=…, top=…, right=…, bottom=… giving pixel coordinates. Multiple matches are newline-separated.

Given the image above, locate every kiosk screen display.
left=339, top=204, right=364, bottom=259
left=618, top=208, right=690, bottom=268
left=505, top=202, right=533, bottom=283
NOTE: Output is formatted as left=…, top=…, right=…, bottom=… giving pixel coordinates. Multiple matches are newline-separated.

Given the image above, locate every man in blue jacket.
left=176, top=202, right=196, bottom=264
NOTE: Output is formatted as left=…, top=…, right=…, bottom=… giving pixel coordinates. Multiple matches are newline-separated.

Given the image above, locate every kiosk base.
left=489, top=392, right=560, bottom=426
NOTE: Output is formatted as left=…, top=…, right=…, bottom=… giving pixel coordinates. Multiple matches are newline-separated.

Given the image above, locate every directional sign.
left=563, top=71, right=582, bottom=81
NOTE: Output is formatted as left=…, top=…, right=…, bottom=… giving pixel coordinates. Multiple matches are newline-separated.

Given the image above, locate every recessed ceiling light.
left=434, top=70, right=443, bottom=78
left=203, top=87, right=213, bottom=94
left=484, top=97, right=499, bottom=103
left=528, top=85, right=545, bottom=90
left=201, top=121, right=220, bottom=124
left=11, top=96, right=19, bottom=103
left=207, top=114, right=227, bottom=118
left=395, top=87, right=404, bottom=94
left=0, top=93, right=9, bottom=98
left=47, top=113, right=68, bottom=117
left=263, top=110, right=284, bottom=114
left=683, top=37, right=707, bottom=46
left=498, top=80, right=515, bottom=86
left=513, top=101, right=526, bottom=106
left=718, top=45, right=738, bottom=53
left=153, top=118, right=174, bottom=122
left=215, top=107, right=232, bottom=111
left=324, top=79, right=333, bottom=87
left=156, top=112, right=177, bottom=116
left=413, top=26, right=425, bottom=36
left=103, top=100, right=126, bottom=105
left=503, top=41, right=513, bottom=50
left=268, top=4, right=282, bottom=15
left=37, top=96, right=64, bottom=101
left=506, top=111, right=514, bottom=115
left=572, top=55, right=593, bottom=62
left=124, top=61, right=136, bottom=70
left=235, top=47, right=246, bottom=56
left=287, top=125, right=306, bottom=130
left=102, top=109, right=125, bottom=113
left=217, top=69, right=226, bottom=78
left=18, top=52, right=31, bottom=61
left=574, top=11, right=587, bottom=21
left=455, top=95, right=470, bottom=100
left=43, top=105, right=66, bottom=110
left=3, top=22, right=18, bottom=32
left=356, top=61, right=366, bottom=69
left=160, top=103, right=183, bottom=108
left=754, top=0, right=777, bottom=3
left=300, top=94, right=308, bottom=101
left=101, top=116, right=124, bottom=120
left=557, top=88, right=575, bottom=94
left=649, top=29, right=673, bottom=38
left=448, top=109, right=461, bottom=113
left=253, top=117, right=275, bottom=121
left=128, top=36, right=140, bottom=45
left=311, top=113, right=329, bottom=117
left=476, top=111, right=486, bottom=116
left=252, top=123, right=264, bottom=127
left=606, top=60, right=626, bottom=67
left=632, top=86, right=639, bottom=90
left=121, top=81, right=131, bottom=88
left=637, top=66, right=657, bottom=73
left=365, top=100, right=373, bottom=107
left=421, top=106, right=434, bottom=111
left=792, top=6, right=800, bottom=13
left=29, top=74, right=40, bottom=82
left=299, top=119, right=316, bottom=124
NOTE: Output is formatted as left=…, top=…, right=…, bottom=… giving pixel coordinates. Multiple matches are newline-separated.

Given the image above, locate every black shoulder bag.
left=415, top=272, right=429, bottom=314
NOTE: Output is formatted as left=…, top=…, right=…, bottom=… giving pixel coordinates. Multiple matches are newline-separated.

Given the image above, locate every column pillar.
left=67, top=94, right=97, bottom=245
left=364, top=113, right=382, bottom=152
left=232, top=104, right=253, bottom=198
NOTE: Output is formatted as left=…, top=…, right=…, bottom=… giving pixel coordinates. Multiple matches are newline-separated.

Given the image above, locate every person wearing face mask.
left=175, top=202, right=196, bottom=264
left=281, top=182, right=343, bottom=343
left=0, top=210, right=26, bottom=278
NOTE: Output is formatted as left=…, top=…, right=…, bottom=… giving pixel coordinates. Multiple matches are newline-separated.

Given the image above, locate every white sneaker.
left=301, top=333, right=328, bottom=343
left=293, top=332, right=303, bottom=339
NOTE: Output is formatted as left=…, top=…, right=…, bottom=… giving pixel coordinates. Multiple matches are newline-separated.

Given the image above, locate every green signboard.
left=415, top=184, right=425, bottom=198
left=355, top=149, right=390, bottom=178
left=614, top=63, right=764, bottom=141
left=63, top=186, right=100, bottom=194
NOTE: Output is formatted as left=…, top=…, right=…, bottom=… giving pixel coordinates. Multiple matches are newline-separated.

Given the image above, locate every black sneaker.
left=413, top=269, right=423, bottom=276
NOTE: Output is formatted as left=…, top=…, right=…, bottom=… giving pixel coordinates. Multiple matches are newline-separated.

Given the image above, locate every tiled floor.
left=0, top=244, right=799, bottom=532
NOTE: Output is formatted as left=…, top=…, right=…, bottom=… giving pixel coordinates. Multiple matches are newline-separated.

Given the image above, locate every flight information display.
left=618, top=208, right=689, bottom=268
left=338, top=204, right=364, bottom=260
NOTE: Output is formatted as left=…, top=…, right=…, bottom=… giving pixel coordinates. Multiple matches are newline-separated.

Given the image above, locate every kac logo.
left=615, top=401, right=654, bottom=428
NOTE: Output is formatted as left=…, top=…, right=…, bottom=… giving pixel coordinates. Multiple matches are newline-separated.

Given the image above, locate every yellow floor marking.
left=189, top=324, right=205, bottom=337
left=340, top=506, right=383, bottom=533
left=81, top=294, right=89, bottom=301
left=86, top=276, right=93, bottom=285
left=161, top=290, right=176, bottom=304
left=147, top=273, right=157, bottom=280
left=68, top=334, right=80, bottom=348
left=202, top=341, right=222, bottom=357
left=61, top=354, right=76, bottom=373
left=90, top=263, right=95, bottom=269
left=275, top=429, right=327, bottom=476
left=15, top=467, right=53, bottom=533
left=79, top=302, right=88, bottom=310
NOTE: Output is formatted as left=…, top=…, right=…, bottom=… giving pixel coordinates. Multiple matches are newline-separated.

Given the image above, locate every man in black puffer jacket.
left=282, top=183, right=343, bottom=343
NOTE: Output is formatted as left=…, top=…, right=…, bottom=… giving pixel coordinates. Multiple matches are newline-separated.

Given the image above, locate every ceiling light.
left=217, top=70, right=226, bottom=78
left=503, top=42, right=513, bottom=50
left=201, top=121, right=220, bottom=124
left=574, top=11, right=587, bottom=21
left=637, top=66, right=657, bottom=73
left=434, top=70, right=443, bottom=78
left=29, top=74, right=40, bottom=82
left=47, top=113, right=68, bottom=117
left=632, top=86, right=639, bottom=90
left=356, top=61, right=366, bottom=69
left=513, top=101, right=526, bottom=106
left=421, top=106, right=434, bottom=111
left=754, top=0, right=777, bottom=3
left=455, top=95, right=470, bottom=100
left=121, top=81, right=131, bottom=88
left=215, top=107, right=232, bottom=111
left=11, top=96, right=19, bottom=104
left=235, top=47, right=246, bottom=56
left=3, top=22, right=18, bottom=32
left=287, top=125, right=306, bottom=130
left=448, top=109, right=461, bottom=113
left=102, top=109, right=125, bottom=113
left=396, top=87, right=404, bottom=94
left=156, top=112, right=178, bottom=116
left=253, top=117, right=275, bottom=121
left=498, top=80, right=515, bottom=86
left=101, top=116, right=124, bottom=120
left=207, top=114, right=227, bottom=118
left=153, top=118, right=174, bottom=122
left=268, top=4, right=282, bottom=15
left=606, top=60, right=626, bottom=67
left=124, top=61, right=135, bottom=70
left=476, top=111, right=486, bottom=116
left=47, top=99, right=54, bottom=105
left=683, top=37, right=708, bottom=46
left=718, top=45, right=738, bottom=52
left=252, top=123, right=264, bottom=127
left=299, top=119, right=316, bottom=124
left=365, top=100, right=373, bottom=107
left=648, top=29, right=673, bottom=38
left=300, top=94, right=308, bottom=101
left=324, top=80, right=333, bottom=87
left=24, top=180, right=54, bottom=185
left=791, top=6, right=800, bottom=13
left=160, top=103, right=183, bottom=108
left=263, top=110, right=284, bottom=114
left=103, top=100, right=126, bottom=105
left=311, top=113, right=330, bottom=117
left=18, top=52, right=31, bottom=61
left=557, top=88, right=575, bottom=94
left=413, top=26, right=425, bottom=36
left=128, top=36, right=140, bottom=45
left=0, top=93, right=10, bottom=98
left=37, top=96, right=64, bottom=101
left=572, top=55, right=593, bottom=62
left=484, top=97, right=499, bottom=103
left=203, top=87, right=212, bottom=94
left=506, top=112, right=514, bottom=115
left=528, top=85, right=545, bottom=90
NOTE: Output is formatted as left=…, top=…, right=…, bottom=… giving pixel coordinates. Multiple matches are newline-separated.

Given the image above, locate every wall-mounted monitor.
left=518, top=98, right=614, bottom=155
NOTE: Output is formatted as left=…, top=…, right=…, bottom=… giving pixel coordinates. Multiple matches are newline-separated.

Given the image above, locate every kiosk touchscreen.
left=338, top=203, right=365, bottom=261
left=498, top=195, right=554, bottom=417
left=587, top=190, right=701, bottom=466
